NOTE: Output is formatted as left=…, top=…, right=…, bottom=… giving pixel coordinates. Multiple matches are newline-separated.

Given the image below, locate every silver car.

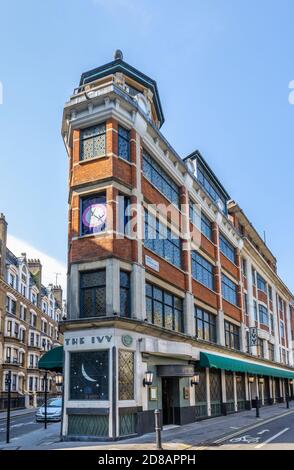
left=36, top=397, right=62, bottom=422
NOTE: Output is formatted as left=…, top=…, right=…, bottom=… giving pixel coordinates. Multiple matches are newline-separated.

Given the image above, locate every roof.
left=79, top=57, right=164, bottom=128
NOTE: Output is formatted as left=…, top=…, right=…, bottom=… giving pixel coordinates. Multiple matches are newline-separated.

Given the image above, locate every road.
left=204, top=412, right=294, bottom=450
left=0, top=412, right=54, bottom=443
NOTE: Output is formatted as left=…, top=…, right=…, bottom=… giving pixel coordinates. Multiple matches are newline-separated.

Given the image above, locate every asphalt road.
left=207, top=411, right=294, bottom=450
left=0, top=412, right=54, bottom=443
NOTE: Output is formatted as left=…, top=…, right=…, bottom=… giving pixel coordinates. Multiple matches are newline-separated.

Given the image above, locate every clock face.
left=81, top=196, right=106, bottom=235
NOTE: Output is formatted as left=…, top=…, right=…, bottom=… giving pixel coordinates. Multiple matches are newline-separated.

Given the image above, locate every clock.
left=81, top=197, right=107, bottom=235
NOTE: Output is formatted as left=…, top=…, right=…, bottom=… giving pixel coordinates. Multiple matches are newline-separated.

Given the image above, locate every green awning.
left=38, top=346, right=63, bottom=372
left=200, top=352, right=294, bottom=379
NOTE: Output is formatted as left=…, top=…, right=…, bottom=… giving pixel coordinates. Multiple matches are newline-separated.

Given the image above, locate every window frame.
left=79, top=123, right=106, bottom=161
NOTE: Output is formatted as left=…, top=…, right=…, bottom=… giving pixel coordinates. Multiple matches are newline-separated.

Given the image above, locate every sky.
left=0, top=0, right=294, bottom=291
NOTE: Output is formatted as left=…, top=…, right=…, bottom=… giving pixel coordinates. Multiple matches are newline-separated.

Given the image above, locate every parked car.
left=35, top=397, right=62, bottom=422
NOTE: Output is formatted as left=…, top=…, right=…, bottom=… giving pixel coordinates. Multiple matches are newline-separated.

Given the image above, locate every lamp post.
left=5, top=371, right=11, bottom=444
left=55, top=373, right=63, bottom=392
left=44, top=371, right=48, bottom=430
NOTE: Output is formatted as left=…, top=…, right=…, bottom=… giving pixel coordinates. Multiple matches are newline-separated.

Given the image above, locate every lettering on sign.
left=65, top=335, right=112, bottom=347
left=249, top=327, right=258, bottom=346
left=145, top=255, right=159, bottom=272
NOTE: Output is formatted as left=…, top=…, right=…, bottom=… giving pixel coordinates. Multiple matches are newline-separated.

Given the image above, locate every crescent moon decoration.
left=81, top=363, right=97, bottom=383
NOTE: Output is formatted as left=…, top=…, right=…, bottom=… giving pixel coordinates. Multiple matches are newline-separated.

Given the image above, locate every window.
left=197, top=164, right=227, bottom=213
left=241, top=259, right=247, bottom=277
left=120, top=271, right=131, bottom=317
left=80, top=193, right=107, bottom=236
left=258, top=304, right=269, bottom=325
left=20, top=305, right=26, bottom=322
left=118, top=126, right=130, bottom=161
left=80, top=123, right=106, bottom=160
left=144, top=211, right=181, bottom=268
left=243, top=293, right=248, bottom=315
left=30, top=312, right=37, bottom=328
left=270, top=313, right=274, bottom=332
left=252, top=268, right=256, bottom=286
left=257, top=273, right=267, bottom=293
left=280, top=320, right=285, bottom=339
left=268, top=285, right=272, bottom=301
left=6, top=297, right=16, bottom=315
left=7, top=320, right=12, bottom=336
left=219, top=234, right=235, bottom=263
left=145, top=283, right=183, bottom=332
left=253, top=300, right=258, bottom=321
left=142, top=150, right=179, bottom=206
left=191, top=252, right=214, bottom=290
left=257, top=338, right=264, bottom=358
left=221, top=274, right=238, bottom=305
left=195, top=307, right=216, bottom=343
left=70, top=350, right=109, bottom=400
left=29, top=377, right=33, bottom=392
left=80, top=270, right=106, bottom=318
left=118, top=350, right=134, bottom=400
left=9, top=273, right=15, bottom=288
left=189, top=202, right=212, bottom=240
left=268, top=343, right=275, bottom=362
left=225, top=320, right=240, bottom=350
left=6, top=347, right=11, bottom=363
left=19, top=328, right=25, bottom=342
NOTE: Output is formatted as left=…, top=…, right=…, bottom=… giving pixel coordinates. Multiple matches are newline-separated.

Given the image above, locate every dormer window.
left=80, top=123, right=106, bottom=161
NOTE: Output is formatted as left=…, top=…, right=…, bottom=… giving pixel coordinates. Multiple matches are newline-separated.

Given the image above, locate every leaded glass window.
left=258, top=304, right=269, bottom=325
left=221, top=274, right=238, bottom=305
left=224, top=320, right=240, bottom=350
left=70, top=351, right=109, bottom=400
left=195, top=307, right=216, bottom=343
left=80, top=193, right=107, bottom=236
left=80, top=270, right=106, bottom=318
left=191, top=252, right=214, bottom=290
left=145, top=282, right=183, bottom=332
left=189, top=202, right=212, bottom=240
left=120, top=271, right=131, bottom=317
left=144, top=210, right=182, bottom=268
left=118, top=350, right=134, bottom=400
left=118, top=126, right=130, bottom=161
left=142, top=150, right=179, bottom=206
left=257, top=273, right=267, bottom=293
left=80, top=124, right=106, bottom=160
left=197, top=164, right=227, bottom=214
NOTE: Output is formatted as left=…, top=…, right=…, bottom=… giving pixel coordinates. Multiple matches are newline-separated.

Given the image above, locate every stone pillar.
left=206, top=368, right=211, bottom=417
left=221, top=370, right=226, bottom=404
left=286, top=303, right=293, bottom=366
left=184, top=292, right=195, bottom=337
left=245, top=257, right=258, bottom=356
left=233, top=372, right=238, bottom=412
left=216, top=309, right=225, bottom=346
left=272, top=288, right=280, bottom=363
left=106, top=258, right=120, bottom=315
left=131, top=264, right=145, bottom=321
left=213, top=219, right=225, bottom=346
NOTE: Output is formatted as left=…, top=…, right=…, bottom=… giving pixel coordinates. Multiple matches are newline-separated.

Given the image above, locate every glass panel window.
left=220, top=234, right=235, bottom=263
left=268, top=343, right=275, bottom=362
left=197, top=164, right=227, bottom=214
left=80, top=124, right=106, bottom=161
left=80, top=270, right=106, bottom=318
left=118, top=350, right=134, bottom=400
left=258, top=304, right=269, bottom=325
left=195, top=307, right=216, bottom=343
left=221, top=274, right=238, bottom=306
left=189, top=202, right=212, bottom=240
left=70, top=351, right=109, bottom=400
left=118, top=126, right=130, bottom=161
left=145, top=283, right=183, bottom=332
left=257, top=273, right=267, bottom=293
left=142, top=150, right=179, bottom=206
left=253, top=300, right=258, bottom=321
left=280, top=320, right=285, bottom=338
left=144, top=211, right=181, bottom=268
left=80, top=193, right=106, bottom=236
left=224, top=320, right=240, bottom=350
left=120, top=271, right=131, bottom=317
left=257, top=338, right=264, bottom=358
left=191, top=252, right=214, bottom=290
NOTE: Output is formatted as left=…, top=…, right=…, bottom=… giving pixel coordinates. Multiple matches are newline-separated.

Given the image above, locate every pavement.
left=0, top=407, right=37, bottom=420
left=0, top=403, right=293, bottom=450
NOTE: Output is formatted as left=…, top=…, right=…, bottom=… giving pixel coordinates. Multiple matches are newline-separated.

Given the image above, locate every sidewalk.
left=0, top=408, right=36, bottom=421
left=0, top=403, right=293, bottom=450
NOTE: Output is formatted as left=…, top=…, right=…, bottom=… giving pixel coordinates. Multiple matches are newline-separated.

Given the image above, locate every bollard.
left=154, top=409, right=162, bottom=450
left=255, top=396, right=260, bottom=418
left=286, top=394, right=289, bottom=409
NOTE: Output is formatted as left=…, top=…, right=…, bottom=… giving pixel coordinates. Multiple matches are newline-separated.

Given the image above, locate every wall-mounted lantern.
left=191, top=374, right=200, bottom=386
left=143, top=371, right=153, bottom=387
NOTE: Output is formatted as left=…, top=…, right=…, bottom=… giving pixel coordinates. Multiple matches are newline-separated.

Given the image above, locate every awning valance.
left=200, top=352, right=294, bottom=379
left=38, top=346, right=63, bottom=372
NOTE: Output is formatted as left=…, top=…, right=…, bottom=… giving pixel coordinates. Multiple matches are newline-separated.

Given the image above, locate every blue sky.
left=0, top=0, right=293, bottom=290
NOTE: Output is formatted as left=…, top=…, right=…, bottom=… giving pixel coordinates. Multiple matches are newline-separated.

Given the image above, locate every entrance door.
left=162, top=378, right=176, bottom=425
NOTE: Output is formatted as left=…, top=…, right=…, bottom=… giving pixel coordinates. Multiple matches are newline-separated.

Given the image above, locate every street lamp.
left=259, top=378, right=264, bottom=384
left=55, top=373, right=63, bottom=390
left=44, top=371, right=48, bottom=429
left=191, top=374, right=200, bottom=386
left=143, top=371, right=153, bottom=387
left=248, top=376, right=255, bottom=383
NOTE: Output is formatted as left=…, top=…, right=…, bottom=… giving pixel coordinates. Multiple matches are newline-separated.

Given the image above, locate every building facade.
left=61, top=51, right=294, bottom=440
left=0, top=214, right=64, bottom=407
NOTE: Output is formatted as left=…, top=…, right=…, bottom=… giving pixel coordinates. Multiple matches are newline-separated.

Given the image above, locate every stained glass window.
left=118, top=350, right=134, bottom=400
left=80, top=270, right=106, bottom=318
left=80, top=193, right=106, bottom=236
left=70, top=351, right=109, bottom=400
left=80, top=124, right=106, bottom=160
left=118, top=126, right=130, bottom=161
left=120, top=271, right=131, bottom=317
left=145, top=282, right=183, bottom=332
